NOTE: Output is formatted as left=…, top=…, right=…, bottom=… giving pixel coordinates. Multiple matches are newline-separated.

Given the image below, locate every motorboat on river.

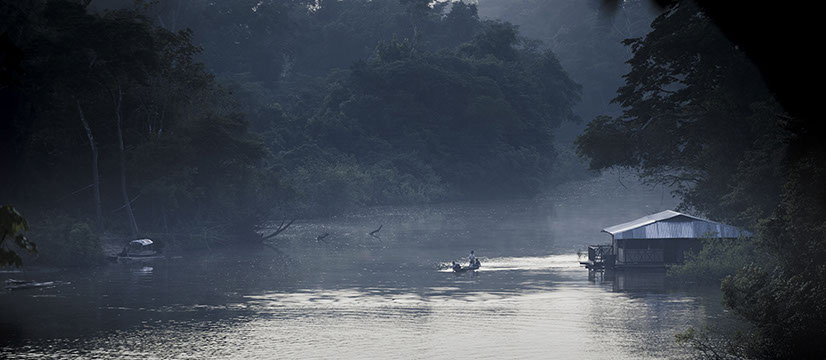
left=452, top=259, right=481, bottom=273
left=114, top=239, right=162, bottom=262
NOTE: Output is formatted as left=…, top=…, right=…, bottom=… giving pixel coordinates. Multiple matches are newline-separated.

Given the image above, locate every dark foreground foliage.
left=0, top=205, right=37, bottom=267
left=577, top=1, right=826, bottom=358
left=667, top=237, right=756, bottom=285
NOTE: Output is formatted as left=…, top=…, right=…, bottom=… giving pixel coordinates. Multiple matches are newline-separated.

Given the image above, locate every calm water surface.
left=1, top=191, right=727, bottom=359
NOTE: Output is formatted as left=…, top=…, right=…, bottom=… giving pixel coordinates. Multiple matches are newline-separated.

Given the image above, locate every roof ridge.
left=602, top=210, right=685, bottom=235
left=601, top=210, right=749, bottom=238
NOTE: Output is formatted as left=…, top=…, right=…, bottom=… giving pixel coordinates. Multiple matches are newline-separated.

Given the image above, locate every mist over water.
left=0, top=175, right=721, bottom=359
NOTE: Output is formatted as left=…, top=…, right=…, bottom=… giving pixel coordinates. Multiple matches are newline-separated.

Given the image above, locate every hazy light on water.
left=1, top=178, right=716, bottom=359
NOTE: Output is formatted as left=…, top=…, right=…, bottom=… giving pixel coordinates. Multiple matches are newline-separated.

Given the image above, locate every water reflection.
left=2, top=194, right=728, bottom=359
left=2, top=248, right=725, bottom=359
left=588, top=269, right=675, bottom=292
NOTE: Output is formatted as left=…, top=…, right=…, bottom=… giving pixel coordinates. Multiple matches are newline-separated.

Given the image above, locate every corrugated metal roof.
left=602, top=210, right=751, bottom=240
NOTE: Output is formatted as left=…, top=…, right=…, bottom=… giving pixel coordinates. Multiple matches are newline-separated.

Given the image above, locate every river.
left=1, top=177, right=729, bottom=359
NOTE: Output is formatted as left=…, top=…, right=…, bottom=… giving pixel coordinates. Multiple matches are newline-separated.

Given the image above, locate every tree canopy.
left=299, top=24, right=580, bottom=203
left=576, top=1, right=784, bottom=226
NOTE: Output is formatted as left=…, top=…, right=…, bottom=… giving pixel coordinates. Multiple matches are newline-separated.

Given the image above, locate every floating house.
left=584, top=210, right=751, bottom=269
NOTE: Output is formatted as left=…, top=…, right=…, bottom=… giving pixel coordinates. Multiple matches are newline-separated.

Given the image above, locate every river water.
left=1, top=178, right=729, bottom=359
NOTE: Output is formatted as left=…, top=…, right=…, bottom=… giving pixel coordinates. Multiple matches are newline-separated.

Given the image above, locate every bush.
left=30, top=214, right=103, bottom=267
left=667, top=236, right=756, bottom=284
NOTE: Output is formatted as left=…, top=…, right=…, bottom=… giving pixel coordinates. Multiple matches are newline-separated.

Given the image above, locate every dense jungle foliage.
left=576, top=1, right=825, bottom=358
left=1, top=0, right=583, bottom=263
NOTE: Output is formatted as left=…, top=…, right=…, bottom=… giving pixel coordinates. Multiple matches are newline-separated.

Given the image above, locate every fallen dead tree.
left=261, top=218, right=296, bottom=240
left=369, top=224, right=383, bottom=240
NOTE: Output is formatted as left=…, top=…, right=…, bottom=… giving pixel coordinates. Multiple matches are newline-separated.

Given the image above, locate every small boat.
left=115, top=239, right=162, bottom=262
left=452, top=261, right=481, bottom=273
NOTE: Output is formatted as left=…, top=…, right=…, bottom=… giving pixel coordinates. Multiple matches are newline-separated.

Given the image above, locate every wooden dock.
left=581, top=244, right=615, bottom=270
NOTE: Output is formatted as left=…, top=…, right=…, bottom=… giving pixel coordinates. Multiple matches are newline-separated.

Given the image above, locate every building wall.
left=615, top=238, right=703, bottom=265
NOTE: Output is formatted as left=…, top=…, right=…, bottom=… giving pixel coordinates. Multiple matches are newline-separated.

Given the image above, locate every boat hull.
left=453, top=265, right=480, bottom=273
left=111, top=253, right=163, bottom=262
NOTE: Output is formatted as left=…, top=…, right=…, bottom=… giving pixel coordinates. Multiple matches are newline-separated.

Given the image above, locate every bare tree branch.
left=369, top=225, right=383, bottom=240
left=262, top=218, right=296, bottom=240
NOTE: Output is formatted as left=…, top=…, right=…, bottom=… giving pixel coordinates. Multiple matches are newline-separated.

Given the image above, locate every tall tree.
left=75, top=100, right=104, bottom=235
left=112, top=84, right=139, bottom=238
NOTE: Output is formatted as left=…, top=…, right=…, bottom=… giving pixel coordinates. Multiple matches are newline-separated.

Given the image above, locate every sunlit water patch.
left=3, top=196, right=724, bottom=359
left=0, top=247, right=720, bottom=359
left=474, top=254, right=580, bottom=271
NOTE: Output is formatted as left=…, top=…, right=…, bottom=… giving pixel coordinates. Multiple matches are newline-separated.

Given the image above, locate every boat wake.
left=438, top=254, right=580, bottom=272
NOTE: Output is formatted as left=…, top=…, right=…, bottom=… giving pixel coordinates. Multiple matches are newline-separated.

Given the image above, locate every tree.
left=75, top=100, right=104, bottom=235
left=576, top=1, right=826, bottom=357
left=601, top=0, right=819, bottom=123
left=718, top=147, right=826, bottom=358
left=575, top=1, right=784, bottom=225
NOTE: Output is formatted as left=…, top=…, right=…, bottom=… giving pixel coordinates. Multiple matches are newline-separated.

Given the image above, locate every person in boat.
left=469, top=250, right=476, bottom=266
